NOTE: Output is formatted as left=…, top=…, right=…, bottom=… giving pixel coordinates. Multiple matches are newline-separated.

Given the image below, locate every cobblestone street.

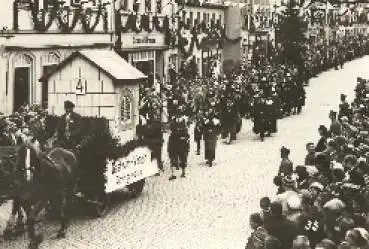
left=1, top=56, right=369, bottom=249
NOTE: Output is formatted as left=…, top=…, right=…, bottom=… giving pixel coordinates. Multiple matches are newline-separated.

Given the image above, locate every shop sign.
left=133, top=35, right=156, bottom=44
left=104, top=147, right=158, bottom=193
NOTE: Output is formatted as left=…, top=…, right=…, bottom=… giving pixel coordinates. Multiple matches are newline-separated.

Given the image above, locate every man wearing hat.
left=339, top=94, right=350, bottom=121
left=278, top=146, right=293, bottom=177
left=55, top=100, right=82, bottom=150
left=329, top=111, right=342, bottom=136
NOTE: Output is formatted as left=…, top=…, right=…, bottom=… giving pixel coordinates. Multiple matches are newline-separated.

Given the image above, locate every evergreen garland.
left=14, top=0, right=107, bottom=33
left=132, top=14, right=143, bottom=33
left=80, top=6, right=103, bottom=34
left=57, top=8, right=82, bottom=33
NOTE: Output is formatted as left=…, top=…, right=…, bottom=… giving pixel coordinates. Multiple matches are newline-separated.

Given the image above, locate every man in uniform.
left=144, top=111, right=164, bottom=175
left=203, top=109, right=220, bottom=167
left=194, top=110, right=204, bottom=155
left=55, top=100, right=83, bottom=150
left=253, top=94, right=268, bottom=141
left=168, top=107, right=190, bottom=180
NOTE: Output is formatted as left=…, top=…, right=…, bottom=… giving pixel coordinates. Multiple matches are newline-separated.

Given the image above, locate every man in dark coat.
left=253, top=96, right=268, bottom=141
left=168, top=108, right=190, bottom=180
left=263, top=202, right=301, bottom=249
left=338, top=94, right=350, bottom=120
left=144, top=114, right=164, bottom=175
left=55, top=100, right=83, bottom=150
left=194, top=110, right=204, bottom=155
left=203, top=109, right=220, bottom=167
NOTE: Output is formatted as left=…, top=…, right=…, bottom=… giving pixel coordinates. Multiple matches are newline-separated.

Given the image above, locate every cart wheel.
left=93, top=194, right=110, bottom=218
left=127, top=179, right=145, bottom=198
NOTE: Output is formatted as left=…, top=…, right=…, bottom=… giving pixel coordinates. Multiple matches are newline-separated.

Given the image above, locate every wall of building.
left=223, top=5, right=242, bottom=63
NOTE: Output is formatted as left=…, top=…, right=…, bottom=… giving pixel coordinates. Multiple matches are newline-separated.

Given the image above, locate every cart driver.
left=54, top=100, right=82, bottom=151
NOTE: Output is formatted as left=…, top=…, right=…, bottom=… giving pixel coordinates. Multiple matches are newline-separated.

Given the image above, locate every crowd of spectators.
left=245, top=77, right=369, bottom=249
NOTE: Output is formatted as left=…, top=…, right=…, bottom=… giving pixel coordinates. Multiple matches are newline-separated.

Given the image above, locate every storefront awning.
left=40, top=49, right=147, bottom=82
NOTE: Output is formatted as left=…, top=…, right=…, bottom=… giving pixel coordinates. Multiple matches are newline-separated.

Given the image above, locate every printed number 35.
left=305, top=220, right=319, bottom=231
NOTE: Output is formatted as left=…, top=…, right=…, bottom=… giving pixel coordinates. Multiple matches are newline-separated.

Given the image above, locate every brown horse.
left=4, top=136, right=78, bottom=249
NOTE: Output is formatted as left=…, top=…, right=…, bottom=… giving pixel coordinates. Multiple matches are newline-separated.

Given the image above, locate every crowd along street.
left=1, top=54, right=369, bottom=249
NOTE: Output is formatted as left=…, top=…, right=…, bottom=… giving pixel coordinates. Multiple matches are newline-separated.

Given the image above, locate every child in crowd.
left=305, top=142, right=316, bottom=166
left=259, top=196, right=271, bottom=221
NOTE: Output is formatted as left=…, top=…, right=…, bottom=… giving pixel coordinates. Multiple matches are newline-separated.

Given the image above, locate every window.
left=203, top=13, right=206, bottom=23
left=145, top=0, right=151, bottom=12
left=189, top=12, right=193, bottom=27
left=156, top=0, right=161, bottom=13
left=120, top=93, right=132, bottom=123
left=196, top=12, right=200, bottom=25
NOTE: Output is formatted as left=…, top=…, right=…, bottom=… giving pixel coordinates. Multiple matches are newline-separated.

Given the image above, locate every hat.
left=341, top=94, right=347, bottom=99
left=64, top=100, right=75, bottom=109
left=323, top=198, right=346, bottom=212
left=280, top=146, right=290, bottom=155
left=332, top=161, right=344, bottom=171
left=287, top=195, right=301, bottom=210
left=341, top=116, right=348, bottom=122
left=310, top=182, right=324, bottom=191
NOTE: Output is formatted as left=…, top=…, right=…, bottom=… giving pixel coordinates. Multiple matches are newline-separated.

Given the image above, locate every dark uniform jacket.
left=56, top=112, right=83, bottom=148
left=144, top=119, right=163, bottom=146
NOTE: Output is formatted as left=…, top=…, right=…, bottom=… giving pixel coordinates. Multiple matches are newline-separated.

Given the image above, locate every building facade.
left=164, top=0, right=226, bottom=78
left=0, top=0, right=114, bottom=115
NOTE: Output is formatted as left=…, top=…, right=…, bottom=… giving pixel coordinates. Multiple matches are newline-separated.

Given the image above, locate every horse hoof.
left=57, top=231, right=66, bottom=239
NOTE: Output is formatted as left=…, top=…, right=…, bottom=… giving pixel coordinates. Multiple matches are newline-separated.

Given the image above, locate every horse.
left=3, top=135, right=78, bottom=249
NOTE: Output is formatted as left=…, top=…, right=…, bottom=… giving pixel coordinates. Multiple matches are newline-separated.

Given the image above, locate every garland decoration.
left=31, top=3, right=58, bottom=32
left=132, top=14, right=143, bottom=33
left=14, top=0, right=108, bottom=33
left=80, top=6, right=103, bottom=34
left=153, top=15, right=164, bottom=32
left=141, top=14, right=152, bottom=33
left=121, top=13, right=134, bottom=33
left=57, top=7, right=82, bottom=33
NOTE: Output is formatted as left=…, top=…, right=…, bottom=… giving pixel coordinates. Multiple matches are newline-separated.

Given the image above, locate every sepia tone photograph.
left=1, top=0, right=369, bottom=248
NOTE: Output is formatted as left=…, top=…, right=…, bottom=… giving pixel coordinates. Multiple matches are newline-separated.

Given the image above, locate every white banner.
left=104, top=146, right=158, bottom=193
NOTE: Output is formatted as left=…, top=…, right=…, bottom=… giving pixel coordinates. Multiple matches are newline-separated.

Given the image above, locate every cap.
left=64, top=100, right=75, bottom=109
left=280, top=146, right=290, bottom=154
left=310, top=182, right=324, bottom=191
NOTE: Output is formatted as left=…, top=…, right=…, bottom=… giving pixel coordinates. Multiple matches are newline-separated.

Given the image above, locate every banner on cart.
left=104, top=146, right=158, bottom=193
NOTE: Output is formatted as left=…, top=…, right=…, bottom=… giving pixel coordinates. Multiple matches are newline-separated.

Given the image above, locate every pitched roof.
left=40, top=49, right=147, bottom=82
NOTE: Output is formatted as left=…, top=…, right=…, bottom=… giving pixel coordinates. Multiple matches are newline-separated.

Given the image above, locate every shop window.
left=189, top=12, right=193, bottom=27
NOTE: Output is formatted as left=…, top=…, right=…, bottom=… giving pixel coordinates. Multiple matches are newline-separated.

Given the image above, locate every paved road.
left=2, top=57, right=369, bottom=249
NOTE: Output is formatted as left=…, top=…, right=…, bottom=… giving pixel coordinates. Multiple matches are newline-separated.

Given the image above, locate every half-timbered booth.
left=41, top=49, right=147, bottom=143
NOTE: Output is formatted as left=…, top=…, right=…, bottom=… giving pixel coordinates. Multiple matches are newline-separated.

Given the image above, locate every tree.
left=278, top=0, right=307, bottom=68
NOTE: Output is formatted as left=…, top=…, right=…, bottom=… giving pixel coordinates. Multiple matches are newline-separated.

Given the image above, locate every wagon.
left=40, top=49, right=159, bottom=217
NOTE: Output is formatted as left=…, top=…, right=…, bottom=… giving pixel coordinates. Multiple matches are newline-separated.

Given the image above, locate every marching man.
left=168, top=106, right=190, bottom=180
left=203, top=109, right=221, bottom=167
